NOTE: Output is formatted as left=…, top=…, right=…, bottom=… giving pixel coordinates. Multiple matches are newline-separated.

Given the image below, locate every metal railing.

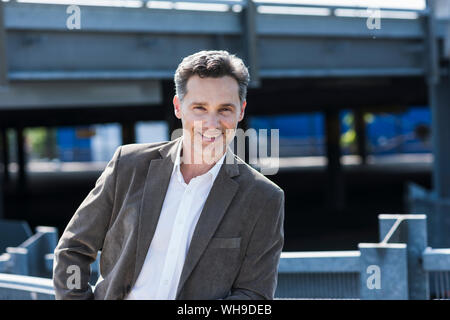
left=276, top=214, right=450, bottom=300
left=276, top=251, right=360, bottom=299
left=0, top=223, right=58, bottom=278
left=0, top=273, right=54, bottom=300
left=1, top=214, right=450, bottom=299
left=423, top=248, right=450, bottom=299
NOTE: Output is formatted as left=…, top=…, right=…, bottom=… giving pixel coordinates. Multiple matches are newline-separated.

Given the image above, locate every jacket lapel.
left=176, top=147, right=240, bottom=298
left=132, top=137, right=181, bottom=285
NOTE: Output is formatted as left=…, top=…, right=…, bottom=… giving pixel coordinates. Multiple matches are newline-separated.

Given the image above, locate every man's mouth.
left=199, top=132, right=222, bottom=143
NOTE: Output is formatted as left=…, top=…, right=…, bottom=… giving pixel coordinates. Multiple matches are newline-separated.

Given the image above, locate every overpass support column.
left=163, top=81, right=181, bottom=140
left=166, top=110, right=180, bottom=141
left=325, top=109, right=345, bottom=213
left=239, top=116, right=250, bottom=164
left=408, top=1, right=450, bottom=247
left=16, top=127, right=27, bottom=193
left=121, top=122, right=136, bottom=145
left=0, top=0, right=8, bottom=87
left=428, top=77, right=450, bottom=247
left=1, top=128, right=9, bottom=184
left=354, top=109, right=367, bottom=165
left=415, top=71, right=450, bottom=247
left=430, top=77, right=450, bottom=200
left=242, top=0, right=260, bottom=88
left=0, top=127, right=7, bottom=219
left=408, top=0, right=450, bottom=248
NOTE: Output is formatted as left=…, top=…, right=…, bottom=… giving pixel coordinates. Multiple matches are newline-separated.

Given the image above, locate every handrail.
left=0, top=273, right=54, bottom=294
left=423, top=247, right=450, bottom=271
left=279, top=251, right=360, bottom=273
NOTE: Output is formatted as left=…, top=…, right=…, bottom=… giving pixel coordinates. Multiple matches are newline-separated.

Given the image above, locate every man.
left=53, top=50, right=285, bottom=300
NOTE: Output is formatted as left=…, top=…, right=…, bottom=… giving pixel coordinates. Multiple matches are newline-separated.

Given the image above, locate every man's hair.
left=174, top=50, right=250, bottom=105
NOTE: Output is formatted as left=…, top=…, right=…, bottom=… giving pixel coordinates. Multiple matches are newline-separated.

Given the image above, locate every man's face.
left=173, top=75, right=246, bottom=163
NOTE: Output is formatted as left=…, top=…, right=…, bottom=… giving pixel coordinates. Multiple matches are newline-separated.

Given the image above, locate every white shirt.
left=126, top=137, right=226, bottom=300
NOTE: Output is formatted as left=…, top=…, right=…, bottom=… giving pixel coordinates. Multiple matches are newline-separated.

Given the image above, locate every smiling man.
left=53, top=50, right=285, bottom=300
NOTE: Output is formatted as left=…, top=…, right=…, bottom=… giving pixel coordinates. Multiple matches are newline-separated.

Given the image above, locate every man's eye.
left=194, top=106, right=205, bottom=110
left=220, top=108, right=231, bottom=112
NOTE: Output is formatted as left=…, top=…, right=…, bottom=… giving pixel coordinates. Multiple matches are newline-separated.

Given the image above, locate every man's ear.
left=173, top=95, right=182, bottom=119
left=238, top=100, right=247, bottom=122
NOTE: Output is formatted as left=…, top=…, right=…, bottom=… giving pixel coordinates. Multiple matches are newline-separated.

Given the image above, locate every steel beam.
left=4, top=2, right=242, bottom=34
left=433, top=0, right=450, bottom=58
left=0, top=0, right=8, bottom=87
left=3, top=32, right=427, bottom=81
left=4, top=2, right=429, bottom=38
left=0, top=81, right=161, bottom=110
left=1, top=1, right=434, bottom=88
left=427, top=0, right=450, bottom=245
left=425, top=0, right=441, bottom=85
left=242, top=0, right=260, bottom=87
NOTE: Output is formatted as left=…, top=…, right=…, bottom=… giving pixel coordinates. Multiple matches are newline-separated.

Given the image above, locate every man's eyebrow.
left=219, top=103, right=237, bottom=109
left=189, top=102, right=208, bottom=106
left=189, top=102, right=237, bottom=109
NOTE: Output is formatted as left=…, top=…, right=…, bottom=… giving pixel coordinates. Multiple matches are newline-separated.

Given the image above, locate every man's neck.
left=179, top=142, right=225, bottom=184
left=179, top=162, right=215, bottom=185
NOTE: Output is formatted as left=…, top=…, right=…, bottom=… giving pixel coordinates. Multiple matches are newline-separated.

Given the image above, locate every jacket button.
left=126, top=285, right=131, bottom=292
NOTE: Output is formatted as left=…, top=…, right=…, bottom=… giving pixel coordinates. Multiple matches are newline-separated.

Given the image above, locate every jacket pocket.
left=209, top=237, right=241, bottom=249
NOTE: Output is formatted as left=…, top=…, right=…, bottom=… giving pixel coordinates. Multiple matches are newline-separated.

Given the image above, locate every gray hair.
left=174, top=50, right=250, bottom=105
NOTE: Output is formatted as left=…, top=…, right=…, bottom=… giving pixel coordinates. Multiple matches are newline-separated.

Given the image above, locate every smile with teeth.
left=199, top=132, right=222, bottom=142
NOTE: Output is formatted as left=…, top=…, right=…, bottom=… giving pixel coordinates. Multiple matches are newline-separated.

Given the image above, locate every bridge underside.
left=0, top=76, right=428, bottom=127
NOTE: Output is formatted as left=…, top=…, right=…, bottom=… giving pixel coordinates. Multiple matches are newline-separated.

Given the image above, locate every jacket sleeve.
left=223, top=189, right=285, bottom=300
left=52, top=146, right=122, bottom=300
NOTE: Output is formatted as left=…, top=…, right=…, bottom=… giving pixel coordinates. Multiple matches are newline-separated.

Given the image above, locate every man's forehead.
left=186, top=75, right=238, bottom=89
left=185, top=75, right=239, bottom=100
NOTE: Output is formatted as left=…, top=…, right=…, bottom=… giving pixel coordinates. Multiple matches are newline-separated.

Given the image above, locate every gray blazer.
left=53, top=136, right=285, bottom=300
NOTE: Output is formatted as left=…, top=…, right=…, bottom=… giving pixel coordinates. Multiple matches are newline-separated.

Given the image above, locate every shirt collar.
left=172, top=136, right=226, bottom=185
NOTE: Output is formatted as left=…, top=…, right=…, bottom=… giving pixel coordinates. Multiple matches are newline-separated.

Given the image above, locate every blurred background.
left=0, top=0, right=448, bottom=254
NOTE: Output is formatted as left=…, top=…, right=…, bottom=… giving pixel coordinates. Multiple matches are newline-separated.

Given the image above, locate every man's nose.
left=203, top=115, right=220, bottom=130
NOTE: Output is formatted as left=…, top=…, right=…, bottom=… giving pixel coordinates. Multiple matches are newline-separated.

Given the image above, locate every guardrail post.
left=359, top=243, right=408, bottom=299
left=34, top=226, right=58, bottom=277
left=35, top=226, right=58, bottom=253
left=378, top=214, right=429, bottom=299
left=44, top=253, right=53, bottom=275
left=5, top=247, right=29, bottom=275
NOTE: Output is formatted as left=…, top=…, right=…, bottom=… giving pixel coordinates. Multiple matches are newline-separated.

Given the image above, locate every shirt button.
left=163, top=280, right=169, bottom=285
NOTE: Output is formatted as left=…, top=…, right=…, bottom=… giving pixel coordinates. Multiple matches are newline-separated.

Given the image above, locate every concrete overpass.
left=1, top=0, right=446, bottom=116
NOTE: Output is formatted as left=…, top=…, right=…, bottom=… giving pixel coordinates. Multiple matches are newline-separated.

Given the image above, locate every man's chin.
left=198, top=144, right=227, bottom=161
